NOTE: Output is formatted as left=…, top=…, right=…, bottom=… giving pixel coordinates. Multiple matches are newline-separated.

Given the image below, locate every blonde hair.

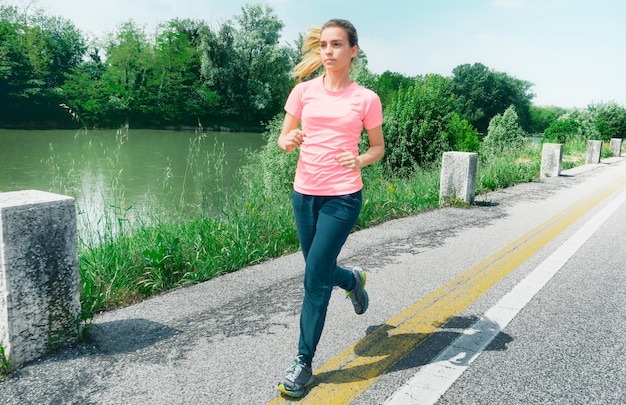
left=292, top=19, right=359, bottom=82
left=292, top=26, right=323, bottom=82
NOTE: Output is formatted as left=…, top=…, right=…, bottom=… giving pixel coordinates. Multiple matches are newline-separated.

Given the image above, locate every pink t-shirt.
left=284, top=75, right=383, bottom=196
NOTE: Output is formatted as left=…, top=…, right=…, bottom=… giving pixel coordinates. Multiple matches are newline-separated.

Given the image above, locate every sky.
left=5, top=0, right=626, bottom=109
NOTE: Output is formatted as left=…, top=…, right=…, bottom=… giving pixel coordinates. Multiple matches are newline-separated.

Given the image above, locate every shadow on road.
left=303, top=315, right=512, bottom=395
left=87, top=318, right=181, bottom=355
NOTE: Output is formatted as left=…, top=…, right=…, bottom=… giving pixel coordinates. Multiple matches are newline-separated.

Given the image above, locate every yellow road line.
left=269, top=175, right=626, bottom=404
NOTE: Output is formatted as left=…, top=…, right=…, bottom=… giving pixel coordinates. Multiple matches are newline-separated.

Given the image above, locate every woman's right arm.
left=277, top=113, right=305, bottom=153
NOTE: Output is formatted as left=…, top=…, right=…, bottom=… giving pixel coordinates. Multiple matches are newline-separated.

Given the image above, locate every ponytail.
left=292, top=26, right=323, bottom=82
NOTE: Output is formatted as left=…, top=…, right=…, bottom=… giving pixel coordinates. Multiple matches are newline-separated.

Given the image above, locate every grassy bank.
left=74, top=131, right=606, bottom=319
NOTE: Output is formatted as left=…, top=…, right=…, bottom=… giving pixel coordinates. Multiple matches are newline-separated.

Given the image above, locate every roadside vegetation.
left=1, top=2, right=625, bottom=324
left=74, top=101, right=622, bottom=318
left=0, top=345, right=12, bottom=379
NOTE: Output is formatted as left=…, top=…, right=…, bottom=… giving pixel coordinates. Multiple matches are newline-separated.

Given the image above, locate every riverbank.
left=1, top=126, right=601, bottom=317
left=78, top=136, right=593, bottom=315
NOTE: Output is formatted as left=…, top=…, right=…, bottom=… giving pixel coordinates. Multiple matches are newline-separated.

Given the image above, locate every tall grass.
left=44, top=129, right=588, bottom=318
left=359, top=164, right=441, bottom=228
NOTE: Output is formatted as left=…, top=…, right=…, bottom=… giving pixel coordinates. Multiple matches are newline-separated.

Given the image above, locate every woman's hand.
left=335, top=125, right=385, bottom=170
left=278, top=113, right=304, bottom=153
left=336, top=148, right=360, bottom=170
left=278, top=129, right=305, bottom=152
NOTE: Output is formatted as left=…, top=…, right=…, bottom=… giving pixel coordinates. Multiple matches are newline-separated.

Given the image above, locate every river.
left=0, top=128, right=267, bottom=238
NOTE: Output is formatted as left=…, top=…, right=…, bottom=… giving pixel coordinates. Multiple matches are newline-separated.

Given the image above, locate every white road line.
left=385, top=187, right=626, bottom=405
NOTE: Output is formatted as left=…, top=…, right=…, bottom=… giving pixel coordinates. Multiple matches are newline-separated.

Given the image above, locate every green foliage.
left=542, top=108, right=603, bottom=144
left=240, top=114, right=299, bottom=199
left=528, top=105, right=567, bottom=134
left=441, top=113, right=480, bottom=153
left=588, top=101, right=626, bottom=140
left=67, top=119, right=597, bottom=313
left=100, top=21, right=155, bottom=127
left=3, top=4, right=624, bottom=134
left=451, top=63, right=534, bottom=134
left=476, top=153, right=539, bottom=193
left=225, top=4, right=291, bottom=125
left=2, top=3, right=291, bottom=129
left=482, top=105, right=527, bottom=157
left=374, top=70, right=416, bottom=108
left=61, top=49, right=107, bottom=126
left=359, top=168, right=440, bottom=228
left=382, top=74, right=455, bottom=173
left=381, top=73, right=482, bottom=174
left=0, top=5, right=85, bottom=128
left=0, top=345, right=13, bottom=379
left=149, top=19, right=217, bottom=126
left=560, top=108, right=601, bottom=140
left=542, top=118, right=581, bottom=143
left=351, top=57, right=380, bottom=93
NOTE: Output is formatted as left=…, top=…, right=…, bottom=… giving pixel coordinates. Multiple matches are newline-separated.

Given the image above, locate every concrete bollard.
left=586, top=140, right=602, bottom=164
left=0, top=190, right=81, bottom=367
left=439, top=151, right=478, bottom=204
left=540, top=143, right=563, bottom=179
left=610, top=138, right=623, bottom=157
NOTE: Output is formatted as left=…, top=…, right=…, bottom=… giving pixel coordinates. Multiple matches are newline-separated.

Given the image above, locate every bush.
left=589, top=101, right=626, bottom=141
left=542, top=118, right=582, bottom=144
left=241, top=114, right=299, bottom=200
left=482, top=105, right=526, bottom=157
left=443, top=113, right=480, bottom=153
left=382, top=74, right=455, bottom=173
left=557, top=108, right=600, bottom=141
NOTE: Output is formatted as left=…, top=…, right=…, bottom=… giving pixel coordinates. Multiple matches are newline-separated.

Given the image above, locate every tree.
left=229, top=4, right=290, bottom=126
left=101, top=21, right=153, bottom=127
left=375, top=70, right=415, bottom=108
left=151, top=18, right=219, bottom=127
left=29, top=10, right=85, bottom=88
left=0, top=5, right=85, bottom=127
left=61, top=47, right=107, bottom=127
left=543, top=103, right=626, bottom=144
left=197, top=4, right=291, bottom=128
left=451, top=63, right=534, bottom=134
left=198, top=20, right=236, bottom=124
left=528, top=105, right=566, bottom=134
left=0, top=6, right=32, bottom=124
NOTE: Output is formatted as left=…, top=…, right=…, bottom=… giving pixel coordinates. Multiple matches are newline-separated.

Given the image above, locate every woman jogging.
left=276, top=18, right=384, bottom=398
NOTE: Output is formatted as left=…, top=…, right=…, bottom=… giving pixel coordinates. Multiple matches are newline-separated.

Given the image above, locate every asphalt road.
left=1, top=156, right=625, bottom=405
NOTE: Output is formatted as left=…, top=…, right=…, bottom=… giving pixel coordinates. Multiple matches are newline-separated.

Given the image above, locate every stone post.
left=610, top=138, right=623, bottom=157
left=439, top=151, right=478, bottom=204
left=540, top=143, right=563, bottom=179
left=0, top=190, right=81, bottom=367
left=585, top=140, right=602, bottom=164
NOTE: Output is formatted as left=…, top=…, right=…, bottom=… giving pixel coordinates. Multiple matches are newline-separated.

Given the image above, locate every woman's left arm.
left=336, top=125, right=384, bottom=170
left=356, top=125, right=384, bottom=169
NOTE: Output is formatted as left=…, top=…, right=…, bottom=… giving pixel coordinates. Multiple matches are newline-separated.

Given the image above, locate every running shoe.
left=276, top=356, right=314, bottom=398
left=346, top=267, right=368, bottom=315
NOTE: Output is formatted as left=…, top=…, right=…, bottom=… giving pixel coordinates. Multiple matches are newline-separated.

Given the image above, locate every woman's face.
left=319, top=26, right=358, bottom=72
